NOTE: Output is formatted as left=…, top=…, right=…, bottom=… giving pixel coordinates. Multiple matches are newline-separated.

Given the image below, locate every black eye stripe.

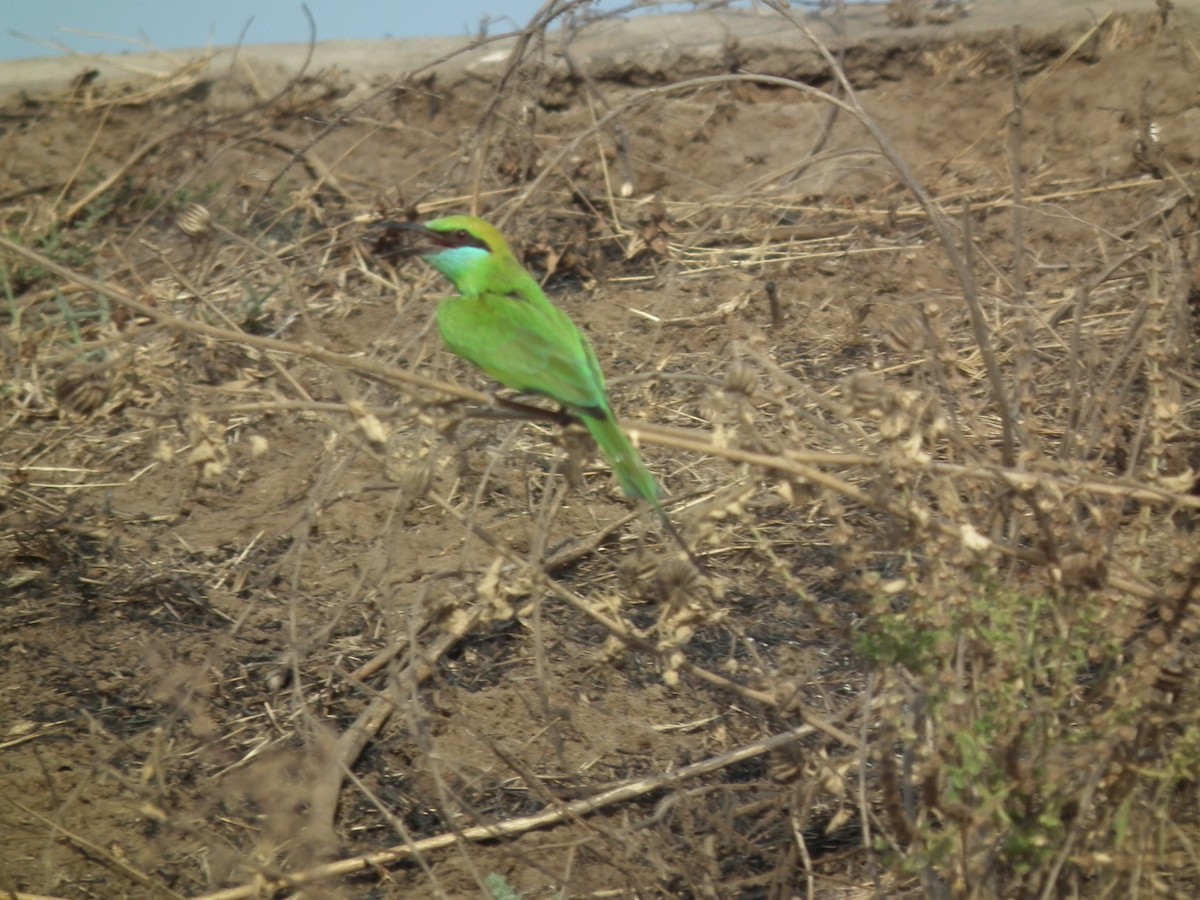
left=448, top=230, right=489, bottom=251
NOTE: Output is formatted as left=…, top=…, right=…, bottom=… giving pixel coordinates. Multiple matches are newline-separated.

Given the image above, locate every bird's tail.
left=583, top=408, right=709, bottom=573
left=581, top=408, right=660, bottom=508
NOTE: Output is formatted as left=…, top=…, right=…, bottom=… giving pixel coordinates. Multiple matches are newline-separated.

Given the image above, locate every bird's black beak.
left=373, top=220, right=433, bottom=237
left=370, top=220, right=435, bottom=261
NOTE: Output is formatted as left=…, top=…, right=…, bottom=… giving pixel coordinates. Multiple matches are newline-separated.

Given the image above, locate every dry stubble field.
left=3, top=3, right=1200, bottom=898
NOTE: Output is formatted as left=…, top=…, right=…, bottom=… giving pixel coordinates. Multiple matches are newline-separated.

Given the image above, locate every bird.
left=381, top=214, right=663, bottom=512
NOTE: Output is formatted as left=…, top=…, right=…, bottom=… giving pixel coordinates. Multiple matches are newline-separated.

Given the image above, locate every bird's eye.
left=455, top=229, right=470, bottom=242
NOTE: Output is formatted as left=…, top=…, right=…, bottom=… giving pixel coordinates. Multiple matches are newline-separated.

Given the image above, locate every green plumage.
left=402, top=214, right=660, bottom=507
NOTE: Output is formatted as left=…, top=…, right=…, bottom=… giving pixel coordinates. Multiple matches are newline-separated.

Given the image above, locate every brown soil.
left=3, top=5, right=1200, bottom=899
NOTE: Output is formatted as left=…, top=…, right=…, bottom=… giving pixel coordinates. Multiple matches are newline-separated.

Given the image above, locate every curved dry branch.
left=190, top=714, right=855, bottom=900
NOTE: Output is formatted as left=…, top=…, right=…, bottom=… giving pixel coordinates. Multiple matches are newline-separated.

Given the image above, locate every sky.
left=0, top=1, right=795, bottom=62
left=0, top=1, right=546, bottom=60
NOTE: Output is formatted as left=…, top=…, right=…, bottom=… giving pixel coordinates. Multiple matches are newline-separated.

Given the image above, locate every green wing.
left=436, top=290, right=609, bottom=414
left=436, top=288, right=661, bottom=505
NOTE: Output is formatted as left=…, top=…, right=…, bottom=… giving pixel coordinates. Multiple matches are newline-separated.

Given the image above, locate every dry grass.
left=2, top=2, right=1200, bottom=898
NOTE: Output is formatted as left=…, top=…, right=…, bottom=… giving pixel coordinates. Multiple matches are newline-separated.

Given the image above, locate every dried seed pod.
left=768, top=750, right=805, bottom=784
left=1057, top=552, right=1107, bottom=589
left=842, top=370, right=885, bottom=415
left=55, top=368, right=110, bottom=416
left=177, top=203, right=213, bottom=238
left=656, top=556, right=701, bottom=598
left=881, top=311, right=925, bottom=353
left=396, top=461, right=434, bottom=498
left=724, top=360, right=758, bottom=397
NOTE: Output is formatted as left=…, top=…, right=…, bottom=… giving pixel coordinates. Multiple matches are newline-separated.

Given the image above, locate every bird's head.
left=380, top=215, right=527, bottom=298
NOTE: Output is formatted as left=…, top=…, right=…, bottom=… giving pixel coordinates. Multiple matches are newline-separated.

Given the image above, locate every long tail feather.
left=580, top=409, right=659, bottom=507
left=582, top=408, right=710, bottom=573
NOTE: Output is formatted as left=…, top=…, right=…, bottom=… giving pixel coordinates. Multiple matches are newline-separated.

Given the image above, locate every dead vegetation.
left=2, top=1, right=1200, bottom=898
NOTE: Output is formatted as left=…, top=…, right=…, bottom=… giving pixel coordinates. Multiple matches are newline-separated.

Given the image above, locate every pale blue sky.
left=1, top=1, right=544, bottom=60
left=0, top=1, right=797, bottom=62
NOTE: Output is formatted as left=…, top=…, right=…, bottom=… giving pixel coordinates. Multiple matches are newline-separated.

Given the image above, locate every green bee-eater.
left=387, top=215, right=661, bottom=509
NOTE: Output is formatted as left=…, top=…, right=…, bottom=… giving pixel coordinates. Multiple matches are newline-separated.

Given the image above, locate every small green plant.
left=484, top=873, right=522, bottom=900
left=856, top=610, right=941, bottom=675
left=860, top=569, right=1192, bottom=896
left=238, top=282, right=279, bottom=334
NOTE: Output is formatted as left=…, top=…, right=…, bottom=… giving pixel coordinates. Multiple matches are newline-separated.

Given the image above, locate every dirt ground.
left=3, top=3, right=1200, bottom=898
